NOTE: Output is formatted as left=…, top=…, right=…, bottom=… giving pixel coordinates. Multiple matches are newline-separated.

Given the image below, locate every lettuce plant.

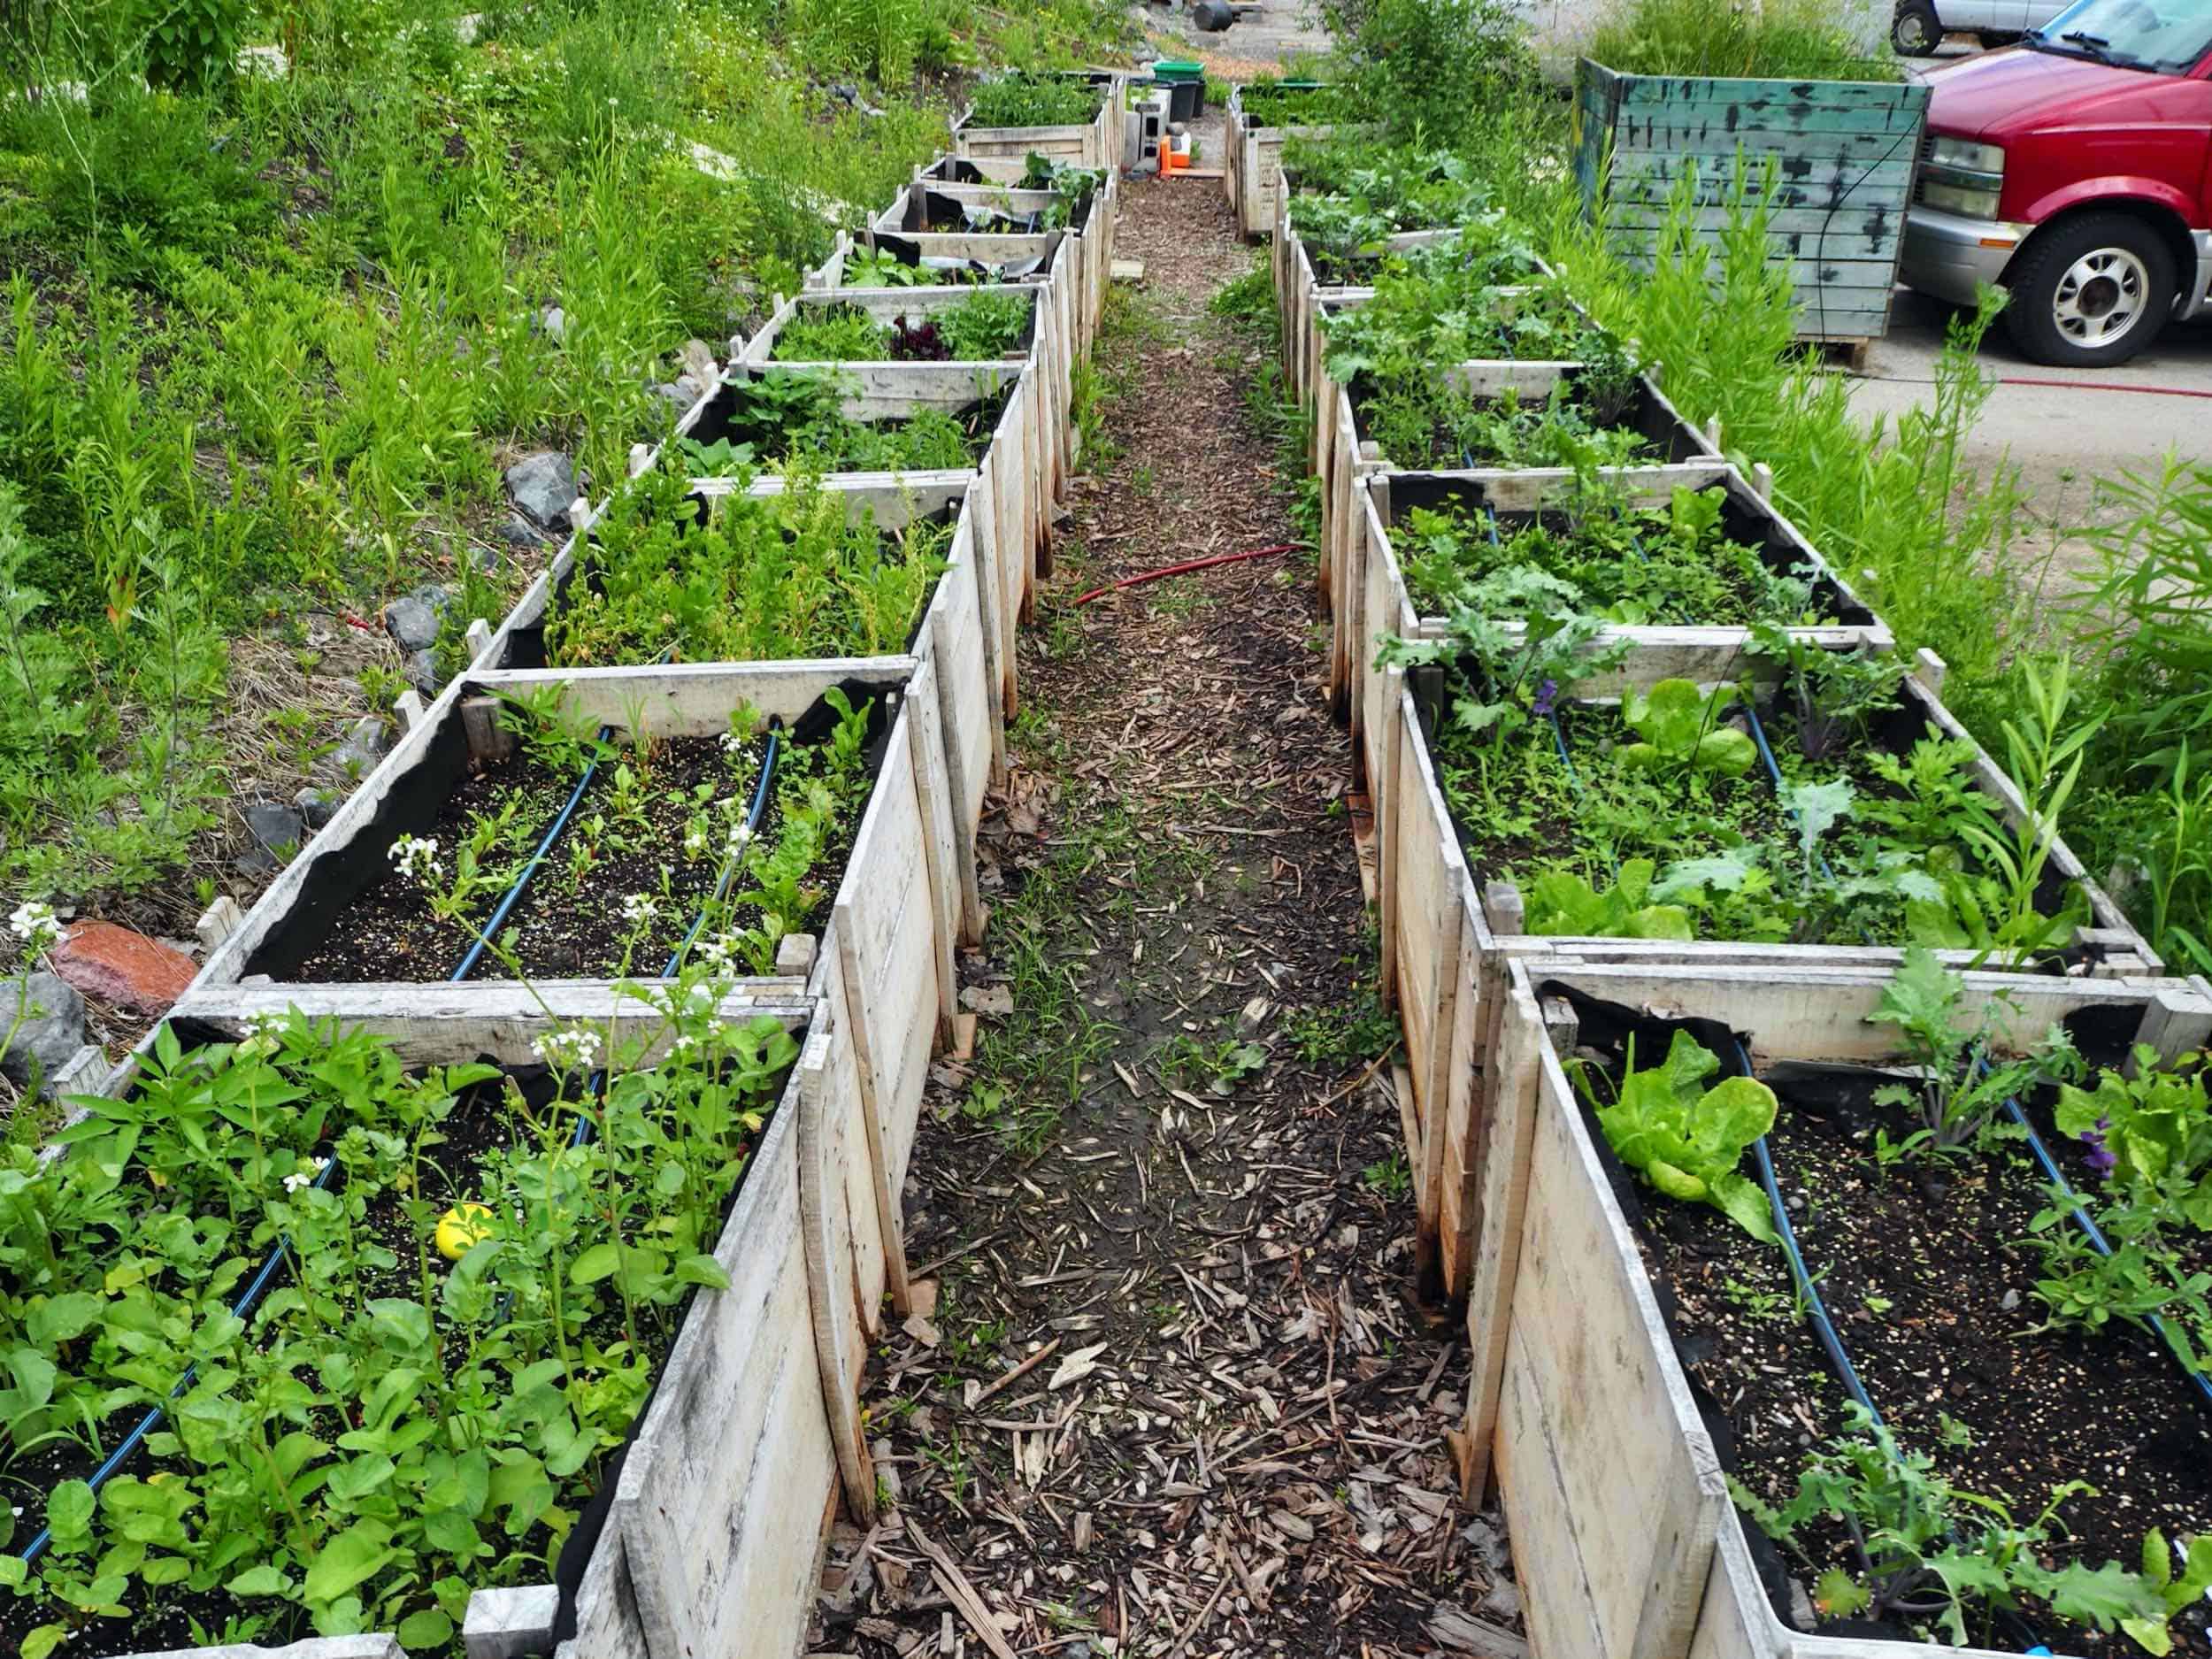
left=1579, top=1029, right=1778, bottom=1240
left=1525, top=858, right=1693, bottom=941
left=2056, top=1048, right=2212, bottom=1225
left=1617, top=679, right=1757, bottom=778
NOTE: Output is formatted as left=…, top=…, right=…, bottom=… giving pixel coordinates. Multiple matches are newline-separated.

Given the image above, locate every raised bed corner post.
left=1572, top=58, right=1931, bottom=349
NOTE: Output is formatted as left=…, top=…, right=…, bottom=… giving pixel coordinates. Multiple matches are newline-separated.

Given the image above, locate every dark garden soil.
left=291, top=733, right=789, bottom=983
left=1611, top=1057, right=2212, bottom=1657
left=808, top=171, right=1523, bottom=1659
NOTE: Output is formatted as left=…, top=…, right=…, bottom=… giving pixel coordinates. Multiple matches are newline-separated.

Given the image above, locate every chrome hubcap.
left=1897, top=13, right=1931, bottom=46
left=2053, top=247, right=2151, bottom=345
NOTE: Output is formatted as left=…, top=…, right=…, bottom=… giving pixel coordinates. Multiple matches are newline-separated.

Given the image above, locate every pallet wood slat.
left=1475, top=959, right=2212, bottom=1659
left=1573, top=58, right=1929, bottom=344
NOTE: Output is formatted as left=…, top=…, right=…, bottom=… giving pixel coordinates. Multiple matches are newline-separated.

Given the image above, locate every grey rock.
left=245, top=801, right=305, bottom=857
left=295, top=785, right=341, bottom=831
left=537, top=304, right=565, bottom=341
left=654, top=377, right=707, bottom=411
left=2000, top=1286, right=2022, bottom=1312
left=383, top=595, right=441, bottom=653
left=504, top=450, right=578, bottom=531
left=404, top=649, right=442, bottom=697
left=333, top=715, right=386, bottom=781
left=1193, top=0, right=1233, bottom=27
left=0, top=972, right=85, bottom=1087
left=499, top=515, right=545, bottom=548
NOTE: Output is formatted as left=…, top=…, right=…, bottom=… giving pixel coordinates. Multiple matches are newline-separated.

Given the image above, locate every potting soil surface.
left=1618, top=1062, right=2212, bottom=1657
left=807, top=154, right=1523, bottom=1658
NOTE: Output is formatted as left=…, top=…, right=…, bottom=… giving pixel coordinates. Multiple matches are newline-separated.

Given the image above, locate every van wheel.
left=2003, top=213, right=2176, bottom=367
left=1891, top=0, right=1940, bottom=54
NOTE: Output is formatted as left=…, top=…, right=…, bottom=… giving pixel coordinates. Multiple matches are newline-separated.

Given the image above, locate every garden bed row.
left=1273, top=126, right=2212, bottom=1659
left=29, top=127, right=1119, bottom=1659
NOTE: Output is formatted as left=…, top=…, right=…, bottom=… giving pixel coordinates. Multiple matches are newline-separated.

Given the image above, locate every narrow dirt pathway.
left=809, top=178, right=1525, bottom=1659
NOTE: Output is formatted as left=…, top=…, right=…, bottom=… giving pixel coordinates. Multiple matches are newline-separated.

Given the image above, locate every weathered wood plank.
left=617, top=1063, right=839, bottom=1659
left=796, top=1025, right=877, bottom=1526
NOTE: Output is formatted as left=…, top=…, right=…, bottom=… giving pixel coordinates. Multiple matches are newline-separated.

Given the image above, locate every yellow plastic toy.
left=434, top=1202, right=496, bottom=1261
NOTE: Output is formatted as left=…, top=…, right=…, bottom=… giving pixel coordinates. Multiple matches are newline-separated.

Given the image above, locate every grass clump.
left=1586, top=0, right=1894, bottom=79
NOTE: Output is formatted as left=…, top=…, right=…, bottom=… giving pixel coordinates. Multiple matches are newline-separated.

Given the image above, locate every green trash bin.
left=1152, top=59, right=1206, bottom=123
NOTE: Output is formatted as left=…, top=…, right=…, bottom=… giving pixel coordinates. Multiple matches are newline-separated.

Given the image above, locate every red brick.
left=50, top=921, right=198, bottom=1013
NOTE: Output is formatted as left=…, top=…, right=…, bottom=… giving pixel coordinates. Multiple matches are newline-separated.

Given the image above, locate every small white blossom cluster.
left=281, top=1156, right=330, bottom=1194
left=8, top=900, right=59, bottom=952
left=684, top=826, right=709, bottom=857
left=532, top=1026, right=603, bottom=1071
left=388, top=834, right=444, bottom=883
left=236, top=1015, right=286, bottom=1062
left=726, top=823, right=754, bottom=859
left=718, top=729, right=748, bottom=755
left=621, top=893, right=660, bottom=926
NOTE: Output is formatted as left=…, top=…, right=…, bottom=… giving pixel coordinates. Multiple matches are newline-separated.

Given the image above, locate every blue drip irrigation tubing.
left=19, top=716, right=630, bottom=1566
left=567, top=719, right=782, bottom=1160
left=1993, top=1080, right=2212, bottom=1413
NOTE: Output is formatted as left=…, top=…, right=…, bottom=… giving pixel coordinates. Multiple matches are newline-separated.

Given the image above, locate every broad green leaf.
left=569, top=1243, right=622, bottom=1285
left=2121, top=1617, right=2174, bottom=1655
left=398, top=1609, right=457, bottom=1649
left=21, top=1624, right=68, bottom=1659
left=227, top=1563, right=289, bottom=1596
left=47, top=1479, right=94, bottom=1543
left=1812, top=1566, right=1869, bottom=1617
left=303, top=1518, right=396, bottom=1609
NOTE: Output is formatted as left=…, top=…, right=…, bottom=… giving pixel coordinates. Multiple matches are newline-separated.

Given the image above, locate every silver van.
left=1892, top=0, right=2071, bottom=53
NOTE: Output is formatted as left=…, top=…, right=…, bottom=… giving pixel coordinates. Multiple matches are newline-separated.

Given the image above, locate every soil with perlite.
left=805, top=158, right=1526, bottom=1658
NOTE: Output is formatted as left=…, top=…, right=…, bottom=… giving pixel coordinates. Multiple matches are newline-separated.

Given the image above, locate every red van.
left=1899, top=0, right=2212, bottom=365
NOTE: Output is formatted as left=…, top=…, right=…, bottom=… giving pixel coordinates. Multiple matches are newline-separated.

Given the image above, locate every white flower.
left=684, top=826, right=708, bottom=857
left=719, top=729, right=748, bottom=754
left=282, top=1155, right=329, bottom=1192
left=695, top=935, right=734, bottom=969
left=388, top=834, right=444, bottom=883
left=531, top=1026, right=603, bottom=1071
left=726, top=823, right=754, bottom=858
left=8, top=900, right=58, bottom=951
left=621, top=894, right=660, bottom=926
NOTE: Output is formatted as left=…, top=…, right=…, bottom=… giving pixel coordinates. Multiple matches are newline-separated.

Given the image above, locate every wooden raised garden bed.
left=879, top=164, right=1119, bottom=365
left=1572, top=60, right=1931, bottom=353
left=1466, top=958, right=2212, bottom=1659
left=1351, top=461, right=1870, bottom=821
left=952, top=71, right=1124, bottom=176
left=1226, top=80, right=1356, bottom=241
left=741, top=288, right=1067, bottom=554
left=1324, top=371, right=1723, bottom=726
left=1380, top=624, right=2161, bottom=1302
left=12, top=979, right=889, bottom=1659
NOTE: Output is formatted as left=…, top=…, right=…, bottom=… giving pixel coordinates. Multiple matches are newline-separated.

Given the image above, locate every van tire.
left=2003, top=212, right=2176, bottom=367
left=1891, top=0, right=1941, bottom=55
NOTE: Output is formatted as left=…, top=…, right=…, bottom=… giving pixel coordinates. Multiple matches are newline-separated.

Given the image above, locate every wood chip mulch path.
left=807, top=172, right=1527, bottom=1659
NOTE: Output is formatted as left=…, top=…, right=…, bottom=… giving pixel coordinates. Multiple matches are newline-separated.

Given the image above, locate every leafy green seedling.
left=1578, top=1029, right=1778, bottom=1241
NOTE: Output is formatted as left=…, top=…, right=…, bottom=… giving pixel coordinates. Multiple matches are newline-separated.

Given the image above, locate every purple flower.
left=1532, top=678, right=1558, bottom=718
left=2081, top=1114, right=2117, bottom=1179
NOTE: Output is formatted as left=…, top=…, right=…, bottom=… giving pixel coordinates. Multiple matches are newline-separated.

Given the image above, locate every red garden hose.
left=1996, top=375, right=2212, bottom=399
left=1073, top=542, right=1308, bottom=606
